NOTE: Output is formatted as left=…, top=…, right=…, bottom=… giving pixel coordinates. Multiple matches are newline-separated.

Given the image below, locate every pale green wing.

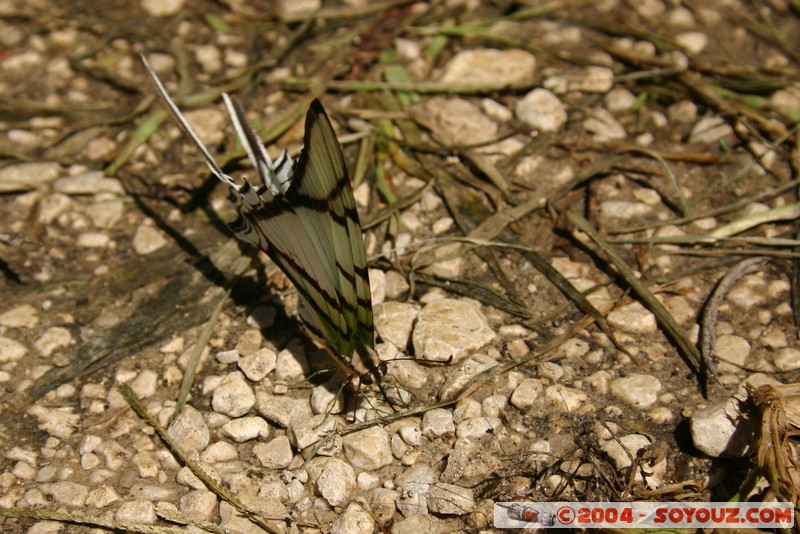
left=287, top=101, right=373, bottom=352
left=144, top=53, right=373, bottom=369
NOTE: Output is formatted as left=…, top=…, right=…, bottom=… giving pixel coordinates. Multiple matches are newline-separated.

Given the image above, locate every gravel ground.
left=2, top=1, right=800, bottom=532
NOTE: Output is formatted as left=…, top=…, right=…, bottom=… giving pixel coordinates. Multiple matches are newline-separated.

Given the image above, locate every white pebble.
left=211, top=372, right=255, bottom=417
left=610, top=374, right=662, bottom=409
left=115, top=499, right=157, bottom=524
left=342, top=427, right=393, bottom=471
left=238, top=347, right=277, bottom=381
left=314, top=457, right=356, bottom=507
left=167, top=406, right=210, bottom=453
left=0, top=304, right=39, bottom=328
left=253, top=436, right=294, bottom=470
left=220, top=416, right=270, bottom=442
left=421, top=409, right=455, bottom=438
left=200, top=441, right=239, bottom=464
left=510, top=378, right=543, bottom=409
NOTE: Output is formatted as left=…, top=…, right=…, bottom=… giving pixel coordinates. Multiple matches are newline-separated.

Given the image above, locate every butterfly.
left=141, top=56, right=384, bottom=388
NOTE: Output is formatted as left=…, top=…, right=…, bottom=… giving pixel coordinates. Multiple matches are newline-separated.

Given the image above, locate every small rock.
left=238, top=347, right=277, bottom=381
left=439, top=48, right=535, bottom=87
left=668, top=100, right=698, bottom=123
left=37, top=193, right=73, bottom=224
left=610, top=374, right=662, bottom=409
left=412, top=299, right=496, bottom=363
left=439, top=353, right=498, bottom=400
left=538, top=362, right=564, bottom=383
left=0, top=162, right=61, bottom=192
left=384, top=271, right=410, bottom=299
left=599, top=200, right=653, bottom=220
left=374, top=302, right=420, bottom=350
left=234, top=329, right=263, bottom=356
left=216, top=349, right=240, bottom=364
left=310, top=384, right=344, bottom=414
left=28, top=405, right=80, bottom=439
left=85, top=486, right=120, bottom=508
left=760, top=325, right=788, bottom=349
left=129, top=369, right=159, bottom=398
left=456, top=417, right=499, bottom=440
left=343, top=426, right=393, bottom=471
left=515, top=89, right=567, bottom=132
left=200, top=441, right=239, bottom=464
left=182, top=108, right=227, bottom=147
left=40, top=481, right=88, bottom=507
left=115, top=500, right=157, bottom=524
left=86, top=198, right=124, bottom=229
left=314, top=457, right=356, bottom=507
left=428, top=483, right=474, bottom=515
left=132, top=451, right=159, bottom=478
left=330, top=502, right=374, bottom=534
left=386, top=358, right=428, bottom=390
left=253, top=436, right=293, bottom=469
left=690, top=397, right=756, bottom=457
left=0, top=304, right=39, bottom=328
left=34, top=327, right=72, bottom=357
left=220, top=416, right=270, bottom=442
left=605, top=87, right=636, bottom=112
left=773, top=347, right=800, bottom=371
left=689, top=116, right=733, bottom=144
left=288, top=413, right=337, bottom=450
left=607, top=302, right=657, bottom=334
left=255, top=390, right=313, bottom=428
left=0, top=336, right=27, bottom=363
left=583, top=108, right=626, bottom=141
left=601, top=433, right=665, bottom=488
left=132, top=222, right=168, bottom=255
left=76, top=232, right=110, bottom=248
left=391, top=514, right=442, bottom=533
left=141, top=0, right=185, bottom=16
left=275, top=345, right=309, bottom=381
left=167, top=405, right=210, bottom=453
left=675, top=31, right=708, bottom=54
left=53, top=171, right=124, bottom=195
left=211, top=372, right=255, bottom=417
left=276, top=0, right=321, bottom=21
left=369, top=269, right=386, bottom=306
left=416, top=97, right=498, bottom=145
left=179, top=490, right=217, bottom=522
left=571, top=66, right=615, bottom=93
left=714, top=335, right=751, bottom=371
left=398, top=424, right=422, bottom=447
left=544, top=384, right=587, bottom=412
left=602, top=434, right=651, bottom=469
left=421, top=408, right=455, bottom=438
left=97, top=440, right=132, bottom=470
left=510, top=378, right=543, bottom=409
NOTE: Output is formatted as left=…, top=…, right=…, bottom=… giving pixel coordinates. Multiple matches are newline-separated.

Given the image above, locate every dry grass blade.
left=118, top=385, right=288, bottom=534
left=568, top=212, right=705, bottom=382
left=0, top=507, right=189, bottom=534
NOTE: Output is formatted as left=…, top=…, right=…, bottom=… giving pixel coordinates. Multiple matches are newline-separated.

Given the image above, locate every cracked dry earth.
left=2, top=0, right=800, bottom=533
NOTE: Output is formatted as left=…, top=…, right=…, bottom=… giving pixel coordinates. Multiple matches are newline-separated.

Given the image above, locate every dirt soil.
left=1, top=0, right=800, bottom=533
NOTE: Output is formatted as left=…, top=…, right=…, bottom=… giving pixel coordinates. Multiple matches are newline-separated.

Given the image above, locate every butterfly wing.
left=218, top=99, right=365, bottom=359
left=143, top=55, right=374, bottom=370
left=286, top=101, right=374, bottom=354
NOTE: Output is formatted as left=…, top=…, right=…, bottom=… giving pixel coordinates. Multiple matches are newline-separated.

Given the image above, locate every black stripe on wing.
left=287, top=100, right=374, bottom=350
left=236, top=196, right=358, bottom=357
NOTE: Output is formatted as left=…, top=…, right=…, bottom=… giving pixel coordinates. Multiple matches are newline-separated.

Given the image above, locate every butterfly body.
left=142, top=57, right=381, bottom=386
